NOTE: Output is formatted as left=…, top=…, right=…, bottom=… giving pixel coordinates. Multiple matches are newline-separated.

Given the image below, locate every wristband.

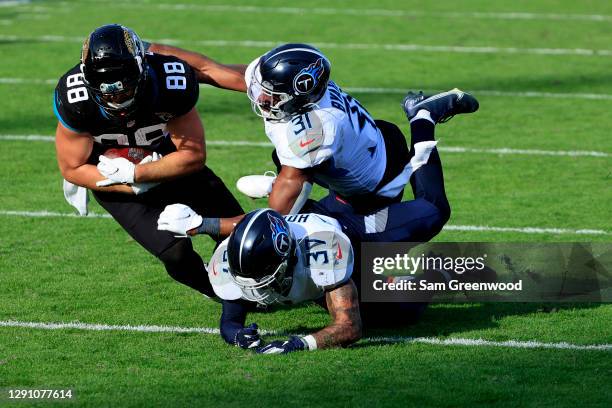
left=197, top=217, right=220, bottom=238
left=301, top=335, right=317, bottom=351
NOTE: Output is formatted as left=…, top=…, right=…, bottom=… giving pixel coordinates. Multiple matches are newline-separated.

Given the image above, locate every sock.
left=410, top=111, right=436, bottom=146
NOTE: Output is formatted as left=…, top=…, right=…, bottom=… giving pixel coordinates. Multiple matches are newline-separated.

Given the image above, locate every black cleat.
left=402, top=88, right=479, bottom=123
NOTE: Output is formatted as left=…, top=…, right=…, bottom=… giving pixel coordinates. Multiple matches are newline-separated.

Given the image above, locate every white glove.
left=96, top=156, right=136, bottom=186
left=130, top=153, right=163, bottom=195
left=236, top=171, right=276, bottom=198
left=157, top=204, right=203, bottom=237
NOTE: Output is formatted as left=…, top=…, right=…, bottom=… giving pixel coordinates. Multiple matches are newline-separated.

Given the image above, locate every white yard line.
left=0, top=320, right=609, bottom=351
left=27, top=2, right=612, bottom=23
left=1, top=34, right=612, bottom=57
left=1, top=134, right=609, bottom=158
left=0, top=210, right=608, bottom=236
left=4, top=77, right=612, bottom=102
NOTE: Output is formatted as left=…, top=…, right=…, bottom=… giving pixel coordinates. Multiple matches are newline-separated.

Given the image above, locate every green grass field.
left=0, top=0, right=611, bottom=406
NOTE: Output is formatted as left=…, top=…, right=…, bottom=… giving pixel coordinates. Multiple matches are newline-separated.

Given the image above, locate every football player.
left=53, top=24, right=245, bottom=298
left=148, top=42, right=478, bottom=244
left=157, top=88, right=473, bottom=351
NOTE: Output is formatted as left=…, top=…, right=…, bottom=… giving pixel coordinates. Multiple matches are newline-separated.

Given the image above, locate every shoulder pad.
left=53, top=65, right=96, bottom=132
left=208, top=238, right=242, bottom=300
left=147, top=54, right=199, bottom=118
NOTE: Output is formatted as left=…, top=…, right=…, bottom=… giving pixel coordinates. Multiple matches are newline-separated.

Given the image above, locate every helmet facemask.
left=247, top=62, right=295, bottom=121
left=230, top=236, right=298, bottom=306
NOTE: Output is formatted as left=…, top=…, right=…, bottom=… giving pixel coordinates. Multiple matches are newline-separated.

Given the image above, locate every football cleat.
left=402, top=88, right=479, bottom=123
left=236, top=171, right=276, bottom=199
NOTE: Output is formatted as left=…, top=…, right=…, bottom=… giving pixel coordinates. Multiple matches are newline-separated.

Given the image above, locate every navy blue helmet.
left=247, top=43, right=331, bottom=121
left=80, top=24, right=147, bottom=118
left=226, top=209, right=297, bottom=304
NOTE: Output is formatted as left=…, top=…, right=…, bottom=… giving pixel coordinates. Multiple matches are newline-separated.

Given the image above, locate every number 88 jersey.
left=53, top=53, right=199, bottom=151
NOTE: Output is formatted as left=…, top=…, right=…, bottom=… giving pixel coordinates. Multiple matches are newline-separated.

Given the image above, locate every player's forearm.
left=311, top=322, right=362, bottom=349
left=312, top=281, right=362, bottom=349
left=134, top=150, right=204, bottom=183
left=268, top=178, right=302, bottom=215
left=149, top=43, right=247, bottom=92
left=188, top=214, right=245, bottom=238
left=62, top=164, right=133, bottom=194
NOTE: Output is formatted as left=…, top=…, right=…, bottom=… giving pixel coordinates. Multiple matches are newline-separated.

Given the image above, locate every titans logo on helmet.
left=293, top=58, right=325, bottom=95
left=268, top=214, right=291, bottom=256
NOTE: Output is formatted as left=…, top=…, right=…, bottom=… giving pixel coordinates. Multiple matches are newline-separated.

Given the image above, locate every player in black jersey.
left=53, top=24, right=244, bottom=297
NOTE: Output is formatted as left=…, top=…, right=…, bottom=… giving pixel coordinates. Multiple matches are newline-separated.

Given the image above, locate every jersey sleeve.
left=53, top=69, right=90, bottom=133
left=154, top=55, right=200, bottom=119
left=272, top=109, right=342, bottom=169
left=208, top=238, right=243, bottom=300
left=304, top=225, right=354, bottom=291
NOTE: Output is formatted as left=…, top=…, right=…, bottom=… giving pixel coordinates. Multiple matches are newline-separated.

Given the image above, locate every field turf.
left=0, top=0, right=610, bottom=407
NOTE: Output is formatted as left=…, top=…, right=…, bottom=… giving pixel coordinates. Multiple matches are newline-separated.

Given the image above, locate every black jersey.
left=53, top=53, right=199, bottom=151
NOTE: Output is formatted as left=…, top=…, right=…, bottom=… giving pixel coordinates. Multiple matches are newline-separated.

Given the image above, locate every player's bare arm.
left=268, top=165, right=312, bottom=215
left=55, top=122, right=133, bottom=194
left=134, top=107, right=205, bottom=183
left=313, top=279, right=363, bottom=349
left=149, top=43, right=247, bottom=91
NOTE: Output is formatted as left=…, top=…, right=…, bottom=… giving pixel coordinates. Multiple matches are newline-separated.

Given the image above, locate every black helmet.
left=247, top=43, right=331, bottom=121
left=227, top=209, right=297, bottom=304
left=80, top=24, right=147, bottom=118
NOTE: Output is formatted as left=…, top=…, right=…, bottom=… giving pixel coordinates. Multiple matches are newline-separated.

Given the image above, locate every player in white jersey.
left=157, top=206, right=362, bottom=353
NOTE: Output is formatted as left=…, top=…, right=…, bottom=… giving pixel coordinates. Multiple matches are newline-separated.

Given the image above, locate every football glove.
left=236, top=171, right=276, bottom=199
left=157, top=204, right=203, bottom=237
left=256, top=336, right=306, bottom=354
left=96, top=155, right=136, bottom=186
left=130, top=153, right=162, bottom=195
left=235, top=323, right=261, bottom=349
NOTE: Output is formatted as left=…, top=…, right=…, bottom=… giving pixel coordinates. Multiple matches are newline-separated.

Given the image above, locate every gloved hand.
left=256, top=336, right=306, bottom=354
left=157, top=204, right=203, bottom=236
left=235, top=323, right=261, bottom=349
left=96, top=155, right=136, bottom=186
left=130, top=153, right=162, bottom=195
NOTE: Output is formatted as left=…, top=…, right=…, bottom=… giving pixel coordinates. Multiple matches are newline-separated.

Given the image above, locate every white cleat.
left=236, top=171, right=276, bottom=199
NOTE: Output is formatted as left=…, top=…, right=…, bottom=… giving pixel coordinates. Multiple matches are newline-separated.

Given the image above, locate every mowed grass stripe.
left=1, top=135, right=609, bottom=158
left=5, top=77, right=612, bottom=101
left=15, top=1, right=612, bottom=23
left=1, top=320, right=610, bottom=351
left=3, top=34, right=612, bottom=57
left=1, top=210, right=609, bottom=236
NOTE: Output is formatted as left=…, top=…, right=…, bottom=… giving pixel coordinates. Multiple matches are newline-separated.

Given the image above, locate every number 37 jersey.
left=53, top=53, right=199, bottom=150
left=208, top=213, right=354, bottom=305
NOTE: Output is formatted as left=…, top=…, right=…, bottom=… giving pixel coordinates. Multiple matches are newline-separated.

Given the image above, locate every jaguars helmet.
left=226, top=209, right=298, bottom=305
left=80, top=24, right=147, bottom=118
left=247, top=43, right=331, bottom=121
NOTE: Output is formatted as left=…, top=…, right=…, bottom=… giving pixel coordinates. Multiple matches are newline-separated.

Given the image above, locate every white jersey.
left=245, top=58, right=387, bottom=197
left=208, top=213, right=354, bottom=305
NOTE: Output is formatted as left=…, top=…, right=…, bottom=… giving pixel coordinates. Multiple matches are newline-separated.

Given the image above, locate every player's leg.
left=92, top=190, right=217, bottom=297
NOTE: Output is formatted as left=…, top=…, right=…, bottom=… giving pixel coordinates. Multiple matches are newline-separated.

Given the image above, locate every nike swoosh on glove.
left=256, top=336, right=306, bottom=354
left=157, top=204, right=203, bottom=237
left=96, top=155, right=136, bottom=186
left=235, top=323, right=261, bottom=349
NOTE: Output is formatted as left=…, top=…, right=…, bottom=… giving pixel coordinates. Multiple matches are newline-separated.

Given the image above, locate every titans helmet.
left=247, top=43, right=331, bottom=121
left=226, top=209, right=297, bottom=304
left=80, top=24, right=147, bottom=118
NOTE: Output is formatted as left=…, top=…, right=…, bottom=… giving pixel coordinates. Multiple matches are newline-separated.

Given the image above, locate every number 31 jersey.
left=53, top=53, right=199, bottom=151
left=208, top=213, right=354, bottom=305
left=245, top=58, right=387, bottom=198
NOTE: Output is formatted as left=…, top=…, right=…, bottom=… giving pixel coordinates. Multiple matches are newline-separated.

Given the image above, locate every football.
left=102, top=147, right=153, bottom=164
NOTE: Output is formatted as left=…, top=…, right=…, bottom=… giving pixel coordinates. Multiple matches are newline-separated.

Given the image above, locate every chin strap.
left=288, top=181, right=312, bottom=214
